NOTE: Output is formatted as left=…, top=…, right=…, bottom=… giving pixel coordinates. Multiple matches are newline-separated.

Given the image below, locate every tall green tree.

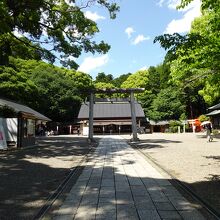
left=112, top=73, right=131, bottom=88
left=0, top=65, right=39, bottom=106
left=154, top=0, right=220, bottom=107
left=94, top=82, right=116, bottom=98
left=0, top=0, right=119, bottom=68
left=1, top=58, right=94, bottom=121
left=95, top=72, right=114, bottom=83
left=148, top=86, right=186, bottom=121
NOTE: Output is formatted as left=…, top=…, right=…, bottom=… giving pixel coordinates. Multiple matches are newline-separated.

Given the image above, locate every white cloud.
left=164, top=0, right=201, bottom=34
left=132, top=35, right=150, bottom=45
left=139, top=66, right=148, bottom=71
left=13, top=29, right=23, bottom=38
left=78, top=55, right=109, bottom=73
left=65, top=0, right=75, bottom=6
left=157, top=0, right=165, bottom=7
left=158, top=0, right=181, bottom=9
left=84, top=11, right=105, bottom=21
left=68, top=55, right=77, bottom=61
left=125, top=27, right=135, bottom=38
left=167, top=0, right=181, bottom=10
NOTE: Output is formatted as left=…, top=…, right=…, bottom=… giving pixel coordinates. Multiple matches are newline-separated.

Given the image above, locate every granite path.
left=52, top=136, right=206, bottom=220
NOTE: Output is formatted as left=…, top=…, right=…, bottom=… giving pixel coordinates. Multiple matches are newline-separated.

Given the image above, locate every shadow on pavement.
left=0, top=136, right=219, bottom=219
left=129, top=138, right=182, bottom=149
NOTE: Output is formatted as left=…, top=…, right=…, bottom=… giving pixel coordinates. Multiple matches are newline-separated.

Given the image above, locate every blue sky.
left=76, top=0, right=201, bottom=79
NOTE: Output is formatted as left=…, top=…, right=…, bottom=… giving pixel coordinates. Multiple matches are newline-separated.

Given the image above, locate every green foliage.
left=95, top=72, right=114, bottom=83
left=0, top=0, right=119, bottom=68
left=121, top=70, right=149, bottom=89
left=198, top=114, right=210, bottom=122
left=95, top=82, right=116, bottom=98
left=154, top=0, right=220, bottom=107
left=1, top=58, right=94, bottom=122
left=112, top=73, right=131, bottom=88
left=0, top=65, right=39, bottom=106
left=148, top=87, right=186, bottom=121
left=179, top=113, right=187, bottom=121
left=169, top=120, right=182, bottom=133
left=178, top=0, right=219, bottom=12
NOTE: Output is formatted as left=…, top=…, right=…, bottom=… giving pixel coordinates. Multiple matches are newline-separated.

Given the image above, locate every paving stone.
left=134, top=200, right=156, bottom=211
left=132, top=194, right=152, bottom=203
left=169, top=197, right=195, bottom=211
left=53, top=214, right=73, bottom=220
left=98, top=194, right=115, bottom=202
left=95, top=211, right=116, bottom=220
left=131, top=185, right=149, bottom=196
left=162, top=186, right=183, bottom=198
left=179, top=210, right=206, bottom=220
left=74, top=205, right=96, bottom=220
left=116, top=191, right=133, bottom=201
left=96, top=203, right=116, bottom=215
left=154, top=202, right=176, bottom=211
left=101, top=179, right=114, bottom=187
left=53, top=204, right=78, bottom=216
left=127, top=177, right=143, bottom=186
left=116, top=213, right=139, bottom=220
left=138, top=210, right=161, bottom=220
left=158, top=210, right=182, bottom=219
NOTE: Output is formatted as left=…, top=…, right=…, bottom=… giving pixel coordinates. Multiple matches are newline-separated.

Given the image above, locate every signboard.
left=0, top=124, right=7, bottom=150
left=83, top=126, right=89, bottom=136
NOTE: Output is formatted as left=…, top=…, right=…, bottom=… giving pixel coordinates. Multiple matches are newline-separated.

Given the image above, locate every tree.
left=121, top=70, right=149, bottom=89
left=95, top=72, right=114, bottom=83
left=154, top=0, right=220, bottom=106
left=112, top=73, right=131, bottom=88
left=1, top=57, right=95, bottom=121
left=0, top=65, right=39, bottom=106
left=0, top=0, right=119, bottom=68
left=148, top=87, right=186, bottom=121
left=94, top=82, right=116, bottom=98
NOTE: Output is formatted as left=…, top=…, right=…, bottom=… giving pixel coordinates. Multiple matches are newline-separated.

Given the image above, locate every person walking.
left=205, top=123, right=213, bottom=142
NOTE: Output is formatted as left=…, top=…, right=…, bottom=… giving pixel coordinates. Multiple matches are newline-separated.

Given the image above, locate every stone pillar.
left=130, top=91, right=138, bottom=141
left=88, top=92, right=94, bottom=141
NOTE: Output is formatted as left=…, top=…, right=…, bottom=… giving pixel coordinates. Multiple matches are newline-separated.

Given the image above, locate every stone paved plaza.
left=53, top=136, right=206, bottom=220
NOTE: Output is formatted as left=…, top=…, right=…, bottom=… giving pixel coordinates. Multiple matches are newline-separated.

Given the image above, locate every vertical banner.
left=0, top=124, right=7, bottom=150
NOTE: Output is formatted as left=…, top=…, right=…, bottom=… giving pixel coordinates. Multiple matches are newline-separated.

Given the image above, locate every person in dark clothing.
left=204, top=123, right=213, bottom=142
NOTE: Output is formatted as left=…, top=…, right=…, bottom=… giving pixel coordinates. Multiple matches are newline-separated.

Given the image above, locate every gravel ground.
left=0, top=135, right=97, bottom=219
left=122, top=132, right=220, bottom=216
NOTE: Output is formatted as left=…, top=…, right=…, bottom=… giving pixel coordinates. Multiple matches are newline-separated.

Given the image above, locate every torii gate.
left=87, top=88, right=144, bottom=142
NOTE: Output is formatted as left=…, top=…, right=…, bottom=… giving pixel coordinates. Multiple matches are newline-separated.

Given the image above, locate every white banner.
left=0, top=124, right=7, bottom=150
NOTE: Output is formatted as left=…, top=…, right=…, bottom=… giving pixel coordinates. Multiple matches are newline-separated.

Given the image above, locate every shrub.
left=169, top=120, right=182, bottom=133
left=198, top=114, right=210, bottom=122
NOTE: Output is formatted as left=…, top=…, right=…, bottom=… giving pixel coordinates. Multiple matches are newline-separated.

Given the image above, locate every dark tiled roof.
left=208, top=103, right=220, bottom=110
left=78, top=102, right=145, bottom=119
left=206, top=110, right=220, bottom=116
left=0, top=98, right=51, bottom=121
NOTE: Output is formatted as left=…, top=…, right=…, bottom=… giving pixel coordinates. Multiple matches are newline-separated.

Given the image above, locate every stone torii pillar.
left=88, top=92, right=94, bottom=142
left=130, top=91, right=138, bottom=141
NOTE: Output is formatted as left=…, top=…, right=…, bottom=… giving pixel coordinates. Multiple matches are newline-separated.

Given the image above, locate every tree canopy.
left=0, top=57, right=93, bottom=121
left=0, top=0, right=119, bottom=68
left=154, top=0, right=220, bottom=106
